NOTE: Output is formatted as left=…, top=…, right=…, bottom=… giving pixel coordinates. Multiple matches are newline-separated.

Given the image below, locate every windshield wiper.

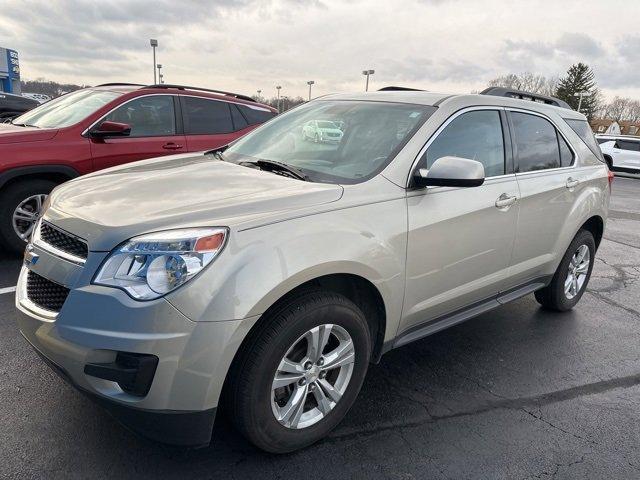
left=11, top=122, right=39, bottom=128
left=242, top=159, right=309, bottom=181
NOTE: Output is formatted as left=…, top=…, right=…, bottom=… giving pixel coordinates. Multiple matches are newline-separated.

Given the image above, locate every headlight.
left=94, top=227, right=228, bottom=300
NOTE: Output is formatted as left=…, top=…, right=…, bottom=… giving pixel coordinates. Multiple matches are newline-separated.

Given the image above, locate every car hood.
left=0, top=123, right=59, bottom=144
left=46, top=153, right=344, bottom=251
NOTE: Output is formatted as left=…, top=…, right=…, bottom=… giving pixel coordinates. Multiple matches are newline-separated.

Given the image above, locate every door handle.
left=495, top=193, right=517, bottom=209
left=566, top=177, right=579, bottom=189
left=162, top=142, right=183, bottom=150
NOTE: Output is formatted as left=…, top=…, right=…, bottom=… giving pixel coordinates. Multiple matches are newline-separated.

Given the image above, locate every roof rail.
left=143, top=84, right=257, bottom=103
left=480, top=87, right=571, bottom=110
left=94, top=83, right=145, bottom=87
left=378, top=86, right=425, bottom=92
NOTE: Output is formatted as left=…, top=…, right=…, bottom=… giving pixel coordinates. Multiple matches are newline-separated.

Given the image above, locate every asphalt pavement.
left=1, top=176, right=639, bottom=479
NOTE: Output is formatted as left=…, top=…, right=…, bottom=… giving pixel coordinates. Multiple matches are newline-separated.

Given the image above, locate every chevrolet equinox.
left=16, top=87, right=611, bottom=453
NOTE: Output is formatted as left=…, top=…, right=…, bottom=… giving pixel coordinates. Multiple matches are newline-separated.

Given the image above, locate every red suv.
left=0, top=83, right=277, bottom=253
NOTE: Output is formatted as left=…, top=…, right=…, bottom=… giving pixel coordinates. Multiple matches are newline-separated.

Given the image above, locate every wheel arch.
left=0, top=165, right=80, bottom=191
left=580, top=215, right=604, bottom=250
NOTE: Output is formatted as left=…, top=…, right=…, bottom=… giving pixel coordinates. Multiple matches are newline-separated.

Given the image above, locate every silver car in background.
left=16, top=87, right=610, bottom=453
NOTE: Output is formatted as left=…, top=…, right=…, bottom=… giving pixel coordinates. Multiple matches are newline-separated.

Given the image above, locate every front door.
left=90, top=94, right=186, bottom=171
left=401, top=108, right=520, bottom=333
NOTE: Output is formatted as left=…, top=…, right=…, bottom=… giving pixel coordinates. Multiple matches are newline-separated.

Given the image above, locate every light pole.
left=362, top=69, right=375, bottom=92
left=276, top=85, right=282, bottom=112
left=307, top=80, right=315, bottom=101
left=256, top=89, right=262, bottom=101
left=150, top=39, right=158, bottom=84
left=573, top=91, right=588, bottom=112
left=157, top=64, right=163, bottom=84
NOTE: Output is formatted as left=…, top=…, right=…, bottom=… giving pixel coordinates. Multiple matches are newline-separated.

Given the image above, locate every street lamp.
left=157, top=64, right=163, bottom=84
left=573, top=91, right=589, bottom=112
left=256, top=89, right=262, bottom=100
left=276, top=85, right=282, bottom=112
left=150, top=39, right=158, bottom=84
left=307, top=80, right=315, bottom=101
left=362, top=69, right=375, bottom=92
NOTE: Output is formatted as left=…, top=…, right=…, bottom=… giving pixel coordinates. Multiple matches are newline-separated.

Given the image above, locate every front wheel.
left=228, top=290, right=371, bottom=453
left=0, top=179, right=57, bottom=254
left=534, top=230, right=596, bottom=311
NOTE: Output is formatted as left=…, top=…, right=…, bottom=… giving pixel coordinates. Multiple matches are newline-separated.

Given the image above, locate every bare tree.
left=487, top=72, right=558, bottom=96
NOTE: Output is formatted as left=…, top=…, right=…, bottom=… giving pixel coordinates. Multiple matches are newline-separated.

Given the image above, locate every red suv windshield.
left=12, top=89, right=123, bottom=129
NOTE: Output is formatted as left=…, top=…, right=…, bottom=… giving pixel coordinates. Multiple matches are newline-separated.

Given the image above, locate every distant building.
left=0, top=47, right=20, bottom=94
left=590, top=119, right=640, bottom=136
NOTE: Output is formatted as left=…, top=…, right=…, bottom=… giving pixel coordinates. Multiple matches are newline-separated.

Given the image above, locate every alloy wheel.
left=564, top=244, right=590, bottom=299
left=271, top=324, right=355, bottom=429
left=12, top=194, right=47, bottom=241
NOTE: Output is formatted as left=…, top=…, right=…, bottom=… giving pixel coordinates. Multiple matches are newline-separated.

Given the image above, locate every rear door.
left=506, top=109, right=579, bottom=287
left=180, top=96, right=245, bottom=151
left=612, top=139, right=640, bottom=170
left=89, top=94, right=186, bottom=171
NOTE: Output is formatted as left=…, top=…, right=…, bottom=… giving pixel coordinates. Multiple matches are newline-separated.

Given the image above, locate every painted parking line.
left=0, top=286, right=16, bottom=295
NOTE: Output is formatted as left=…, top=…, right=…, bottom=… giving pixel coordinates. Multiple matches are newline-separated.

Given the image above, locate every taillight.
left=607, top=169, right=614, bottom=191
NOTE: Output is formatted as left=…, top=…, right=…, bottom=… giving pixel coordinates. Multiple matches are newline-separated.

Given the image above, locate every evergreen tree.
left=555, top=63, right=599, bottom=120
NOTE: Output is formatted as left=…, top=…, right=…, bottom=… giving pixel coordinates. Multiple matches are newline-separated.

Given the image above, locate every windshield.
left=225, top=100, right=435, bottom=184
left=12, top=89, right=123, bottom=129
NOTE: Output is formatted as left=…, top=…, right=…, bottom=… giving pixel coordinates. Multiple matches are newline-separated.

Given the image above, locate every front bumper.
left=15, top=243, right=254, bottom=446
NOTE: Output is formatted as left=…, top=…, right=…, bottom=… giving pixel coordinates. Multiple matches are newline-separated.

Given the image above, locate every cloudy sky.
left=1, top=0, right=639, bottom=101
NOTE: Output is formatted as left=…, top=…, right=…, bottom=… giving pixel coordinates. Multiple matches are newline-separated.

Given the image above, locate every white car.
left=302, top=119, right=344, bottom=143
left=596, top=134, right=640, bottom=172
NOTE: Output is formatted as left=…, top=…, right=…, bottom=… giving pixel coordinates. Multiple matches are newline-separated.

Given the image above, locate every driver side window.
left=102, top=96, right=176, bottom=137
left=419, top=110, right=506, bottom=177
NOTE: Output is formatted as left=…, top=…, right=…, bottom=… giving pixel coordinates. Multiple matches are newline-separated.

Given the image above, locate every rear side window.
left=182, top=97, right=234, bottom=134
left=564, top=118, right=604, bottom=161
left=421, top=110, right=505, bottom=177
left=511, top=112, right=560, bottom=172
left=596, top=137, right=612, bottom=144
left=238, top=104, right=276, bottom=125
left=615, top=139, right=640, bottom=151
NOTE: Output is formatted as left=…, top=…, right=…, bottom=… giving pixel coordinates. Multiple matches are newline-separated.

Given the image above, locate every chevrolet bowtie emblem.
left=24, top=244, right=39, bottom=266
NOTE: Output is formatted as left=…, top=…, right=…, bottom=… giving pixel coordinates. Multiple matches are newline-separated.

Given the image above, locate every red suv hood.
left=0, top=123, right=59, bottom=144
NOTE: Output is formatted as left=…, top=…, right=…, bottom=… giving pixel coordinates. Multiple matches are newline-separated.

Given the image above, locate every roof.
left=320, top=90, right=586, bottom=119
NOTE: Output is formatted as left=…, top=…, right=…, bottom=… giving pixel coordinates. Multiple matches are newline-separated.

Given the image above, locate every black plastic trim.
left=480, top=87, right=572, bottom=110
left=0, top=165, right=80, bottom=190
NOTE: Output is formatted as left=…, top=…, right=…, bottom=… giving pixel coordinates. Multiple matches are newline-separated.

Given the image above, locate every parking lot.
left=0, top=175, right=638, bottom=479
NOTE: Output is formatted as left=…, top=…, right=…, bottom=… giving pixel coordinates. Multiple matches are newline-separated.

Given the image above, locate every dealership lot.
left=0, top=176, right=638, bottom=479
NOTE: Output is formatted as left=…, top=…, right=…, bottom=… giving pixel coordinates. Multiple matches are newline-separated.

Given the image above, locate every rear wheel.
left=228, top=290, right=371, bottom=453
left=534, top=230, right=595, bottom=311
left=0, top=179, right=56, bottom=254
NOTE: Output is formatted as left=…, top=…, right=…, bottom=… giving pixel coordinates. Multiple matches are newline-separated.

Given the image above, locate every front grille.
left=40, top=222, right=88, bottom=260
left=26, top=270, right=70, bottom=312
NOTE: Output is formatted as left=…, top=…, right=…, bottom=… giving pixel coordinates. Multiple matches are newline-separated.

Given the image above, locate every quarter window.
left=238, top=104, right=277, bottom=125
left=182, top=97, right=234, bottom=135
left=103, top=95, right=176, bottom=137
left=558, top=134, right=574, bottom=167
left=420, top=110, right=505, bottom=177
left=511, top=112, right=560, bottom=172
left=615, top=140, right=640, bottom=151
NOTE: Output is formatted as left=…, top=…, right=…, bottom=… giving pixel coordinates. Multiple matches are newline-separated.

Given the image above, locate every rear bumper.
left=23, top=332, right=216, bottom=447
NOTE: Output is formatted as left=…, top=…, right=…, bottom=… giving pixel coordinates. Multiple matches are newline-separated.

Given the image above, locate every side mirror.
left=89, top=121, right=131, bottom=138
left=413, top=156, right=485, bottom=188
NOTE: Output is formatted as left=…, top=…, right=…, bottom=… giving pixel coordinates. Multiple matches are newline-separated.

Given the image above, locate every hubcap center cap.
left=306, top=366, right=321, bottom=383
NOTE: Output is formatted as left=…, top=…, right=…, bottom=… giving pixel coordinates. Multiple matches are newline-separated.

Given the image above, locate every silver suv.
left=15, top=87, right=611, bottom=453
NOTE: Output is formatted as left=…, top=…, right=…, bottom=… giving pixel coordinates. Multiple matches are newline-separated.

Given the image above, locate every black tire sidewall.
left=236, top=294, right=371, bottom=453
left=0, top=179, right=56, bottom=254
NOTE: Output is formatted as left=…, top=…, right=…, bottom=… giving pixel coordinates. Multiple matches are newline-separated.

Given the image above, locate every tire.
left=0, top=179, right=57, bottom=255
left=228, top=290, right=371, bottom=453
left=534, top=229, right=596, bottom=311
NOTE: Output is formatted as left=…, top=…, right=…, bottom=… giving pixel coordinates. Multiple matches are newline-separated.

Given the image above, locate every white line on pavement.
left=0, top=286, right=16, bottom=295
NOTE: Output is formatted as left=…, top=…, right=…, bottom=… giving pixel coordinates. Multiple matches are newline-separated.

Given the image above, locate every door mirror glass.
left=413, top=156, right=485, bottom=188
left=90, top=120, right=131, bottom=138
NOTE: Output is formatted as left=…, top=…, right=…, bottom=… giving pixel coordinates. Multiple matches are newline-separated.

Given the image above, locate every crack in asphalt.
left=329, top=372, right=640, bottom=442
left=603, top=236, right=640, bottom=251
